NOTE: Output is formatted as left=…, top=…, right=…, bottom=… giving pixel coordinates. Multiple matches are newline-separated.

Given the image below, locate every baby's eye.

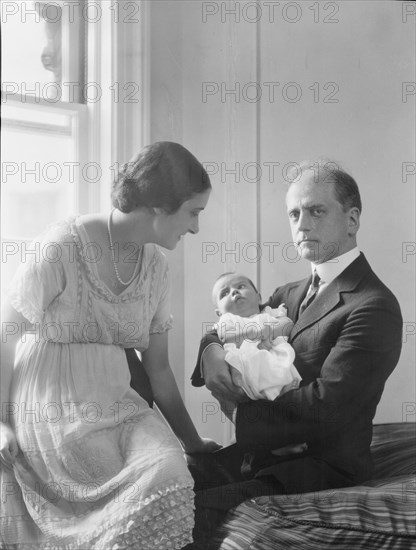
left=238, top=283, right=246, bottom=288
left=220, top=290, right=229, bottom=298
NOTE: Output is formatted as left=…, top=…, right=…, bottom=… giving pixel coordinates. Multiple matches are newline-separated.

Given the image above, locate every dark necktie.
left=299, top=270, right=321, bottom=315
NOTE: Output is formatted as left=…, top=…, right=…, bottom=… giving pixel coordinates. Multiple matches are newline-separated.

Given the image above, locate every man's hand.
left=202, top=345, right=248, bottom=403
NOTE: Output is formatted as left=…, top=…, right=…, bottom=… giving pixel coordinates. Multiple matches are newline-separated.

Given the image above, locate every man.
left=189, top=160, right=403, bottom=527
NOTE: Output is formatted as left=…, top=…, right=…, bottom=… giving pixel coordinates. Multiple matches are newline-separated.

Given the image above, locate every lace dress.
left=0, top=217, right=194, bottom=549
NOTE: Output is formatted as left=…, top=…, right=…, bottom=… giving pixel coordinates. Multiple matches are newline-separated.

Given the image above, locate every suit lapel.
left=290, top=284, right=341, bottom=341
left=289, top=253, right=371, bottom=343
left=289, top=277, right=312, bottom=322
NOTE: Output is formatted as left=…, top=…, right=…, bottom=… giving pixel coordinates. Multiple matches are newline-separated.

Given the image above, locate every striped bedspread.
left=212, top=423, right=416, bottom=550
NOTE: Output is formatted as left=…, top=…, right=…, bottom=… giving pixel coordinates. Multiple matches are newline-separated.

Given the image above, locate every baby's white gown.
left=216, top=310, right=300, bottom=400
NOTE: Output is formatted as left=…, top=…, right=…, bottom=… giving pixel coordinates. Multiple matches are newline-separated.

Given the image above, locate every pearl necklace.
left=107, top=209, right=141, bottom=286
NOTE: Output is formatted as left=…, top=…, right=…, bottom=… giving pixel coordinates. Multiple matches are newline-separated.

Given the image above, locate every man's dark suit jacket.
left=191, top=253, right=402, bottom=490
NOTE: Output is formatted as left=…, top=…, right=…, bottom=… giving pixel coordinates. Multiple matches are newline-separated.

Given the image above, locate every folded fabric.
left=224, top=337, right=300, bottom=401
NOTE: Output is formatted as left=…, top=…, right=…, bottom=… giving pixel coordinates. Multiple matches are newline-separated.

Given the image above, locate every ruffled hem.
left=2, top=482, right=195, bottom=550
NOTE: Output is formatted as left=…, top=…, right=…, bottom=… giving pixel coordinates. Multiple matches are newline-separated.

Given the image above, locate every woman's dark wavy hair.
left=111, top=142, right=211, bottom=214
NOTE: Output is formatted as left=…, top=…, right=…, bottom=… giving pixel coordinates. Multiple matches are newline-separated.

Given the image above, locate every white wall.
left=148, top=1, right=415, bottom=443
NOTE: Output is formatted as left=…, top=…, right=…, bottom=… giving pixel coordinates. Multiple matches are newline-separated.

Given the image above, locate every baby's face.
left=213, top=274, right=261, bottom=317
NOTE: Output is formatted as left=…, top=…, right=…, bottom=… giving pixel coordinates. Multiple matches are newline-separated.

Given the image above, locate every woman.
left=0, top=142, right=219, bottom=549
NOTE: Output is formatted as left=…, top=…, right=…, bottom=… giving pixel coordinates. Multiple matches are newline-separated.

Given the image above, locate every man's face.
left=213, top=274, right=261, bottom=317
left=286, top=170, right=360, bottom=264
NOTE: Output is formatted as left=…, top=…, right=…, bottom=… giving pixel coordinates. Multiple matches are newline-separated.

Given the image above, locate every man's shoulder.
left=357, top=262, right=401, bottom=311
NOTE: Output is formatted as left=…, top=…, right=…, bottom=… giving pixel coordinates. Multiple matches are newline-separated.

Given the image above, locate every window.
left=1, top=0, right=147, bottom=296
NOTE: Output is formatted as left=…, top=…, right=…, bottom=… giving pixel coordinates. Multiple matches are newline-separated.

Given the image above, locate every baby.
left=212, top=272, right=301, bottom=402
left=210, top=272, right=308, bottom=456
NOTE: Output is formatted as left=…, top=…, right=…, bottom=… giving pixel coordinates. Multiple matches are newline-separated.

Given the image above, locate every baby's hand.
left=257, top=324, right=274, bottom=350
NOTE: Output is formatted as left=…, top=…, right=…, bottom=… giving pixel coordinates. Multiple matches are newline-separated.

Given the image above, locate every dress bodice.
left=9, top=216, right=173, bottom=349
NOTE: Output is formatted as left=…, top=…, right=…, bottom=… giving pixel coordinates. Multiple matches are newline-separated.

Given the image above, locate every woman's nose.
left=189, top=218, right=199, bottom=235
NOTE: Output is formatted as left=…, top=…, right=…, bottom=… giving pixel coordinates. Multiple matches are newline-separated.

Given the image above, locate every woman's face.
left=154, top=189, right=211, bottom=249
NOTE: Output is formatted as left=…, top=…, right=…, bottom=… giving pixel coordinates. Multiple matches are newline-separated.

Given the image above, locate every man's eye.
left=312, top=208, right=324, bottom=216
left=288, top=211, right=299, bottom=219
left=238, top=284, right=246, bottom=288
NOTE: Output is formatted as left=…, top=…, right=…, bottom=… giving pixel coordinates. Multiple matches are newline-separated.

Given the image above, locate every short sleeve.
left=8, top=237, right=66, bottom=325
left=149, top=257, right=173, bottom=334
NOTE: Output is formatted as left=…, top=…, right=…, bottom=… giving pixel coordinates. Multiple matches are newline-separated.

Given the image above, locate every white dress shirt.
left=312, top=247, right=360, bottom=296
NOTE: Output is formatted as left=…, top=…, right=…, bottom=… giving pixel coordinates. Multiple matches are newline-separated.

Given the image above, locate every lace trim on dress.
left=148, top=257, right=172, bottom=333
left=149, top=314, right=174, bottom=334
left=67, top=217, right=159, bottom=304
left=148, top=245, right=165, bottom=314
left=9, top=294, right=42, bottom=326
left=8, top=245, right=65, bottom=325
left=2, top=482, right=194, bottom=550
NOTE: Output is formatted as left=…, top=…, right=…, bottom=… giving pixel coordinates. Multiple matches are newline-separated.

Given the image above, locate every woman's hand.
left=0, top=422, right=18, bottom=468
left=184, top=437, right=222, bottom=454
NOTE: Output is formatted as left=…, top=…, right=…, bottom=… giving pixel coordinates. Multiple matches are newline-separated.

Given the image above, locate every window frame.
left=1, top=0, right=149, bottom=295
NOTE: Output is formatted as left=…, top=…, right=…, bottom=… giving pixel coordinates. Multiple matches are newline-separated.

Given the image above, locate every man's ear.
left=348, top=207, right=360, bottom=235
left=215, top=308, right=221, bottom=317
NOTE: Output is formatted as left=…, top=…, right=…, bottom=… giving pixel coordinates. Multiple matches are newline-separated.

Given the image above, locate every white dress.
left=0, top=217, right=194, bottom=549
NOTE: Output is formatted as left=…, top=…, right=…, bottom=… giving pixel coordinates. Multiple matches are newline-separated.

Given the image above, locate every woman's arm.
left=0, top=299, right=26, bottom=466
left=141, top=332, right=221, bottom=453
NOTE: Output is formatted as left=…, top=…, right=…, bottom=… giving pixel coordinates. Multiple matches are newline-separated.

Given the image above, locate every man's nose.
left=297, top=210, right=312, bottom=232
left=231, top=288, right=239, bottom=296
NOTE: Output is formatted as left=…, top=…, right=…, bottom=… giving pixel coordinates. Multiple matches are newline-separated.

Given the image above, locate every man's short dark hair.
left=287, top=159, right=362, bottom=213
